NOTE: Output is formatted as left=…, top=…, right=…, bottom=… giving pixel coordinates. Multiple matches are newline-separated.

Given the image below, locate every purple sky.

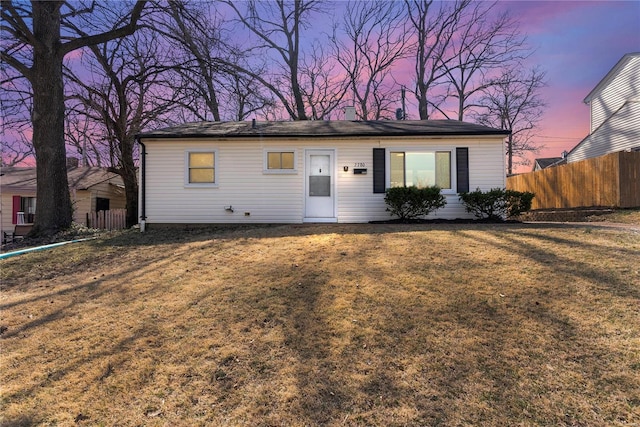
left=494, top=1, right=639, bottom=170
left=5, top=1, right=638, bottom=172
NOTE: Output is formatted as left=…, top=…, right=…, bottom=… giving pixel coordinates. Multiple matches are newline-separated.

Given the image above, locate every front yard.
left=1, top=223, right=639, bottom=426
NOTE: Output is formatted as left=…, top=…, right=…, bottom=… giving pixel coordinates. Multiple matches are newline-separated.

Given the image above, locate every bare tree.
left=1, top=137, right=34, bottom=167
left=472, top=66, right=547, bottom=174
left=222, top=0, right=326, bottom=120
left=333, top=0, right=410, bottom=120
left=64, top=110, right=104, bottom=167
left=158, top=1, right=273, bottom=122
left=404, top=0, right=470, bottom=119
left=0, top=63, right=34, bottom=165
left=441, top=2, right=529, bottom=121
left=65, top=27, right=178, bottom=227
left=1, top=0, right=146, bottom=236
left=162, top=1, right=224, bottom=121
left=300, top=42, right=349, bottom=120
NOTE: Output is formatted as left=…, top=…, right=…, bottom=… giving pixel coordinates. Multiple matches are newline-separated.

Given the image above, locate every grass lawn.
left=1, top=223, right=639, bottom=426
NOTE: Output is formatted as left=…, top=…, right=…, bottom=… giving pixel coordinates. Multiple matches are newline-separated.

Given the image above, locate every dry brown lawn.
left=1, top=223, right=639, bottom=426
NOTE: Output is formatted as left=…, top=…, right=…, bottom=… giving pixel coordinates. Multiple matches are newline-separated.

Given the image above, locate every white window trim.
left=263, top=149, right=298, bottom=174
left=184, top=149, right=219, bottom=188
left=385, top=147, right=457, bottom=194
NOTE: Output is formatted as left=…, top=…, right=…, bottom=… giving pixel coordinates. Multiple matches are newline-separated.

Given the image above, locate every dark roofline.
left=137, top=119, right=510, bottom=140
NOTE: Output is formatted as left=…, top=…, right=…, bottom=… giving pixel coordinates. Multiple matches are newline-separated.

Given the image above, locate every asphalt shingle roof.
left=1, top=167, right=121, bottom=190
left=138, top=120, right=510, bottom=139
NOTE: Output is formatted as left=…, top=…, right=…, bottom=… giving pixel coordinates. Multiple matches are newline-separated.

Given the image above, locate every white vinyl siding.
left=568, top=101, right=640, bottom=162
left=589, top=56, right=640, bottom=133
left=141, top=135, right=505, bottom=224
left=567, top=54, right=640, bottom=163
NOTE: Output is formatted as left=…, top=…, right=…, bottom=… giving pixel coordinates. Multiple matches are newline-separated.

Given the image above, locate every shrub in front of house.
left=459, top=188, right=535, bottom=220
left=384, top=186, right=447, bottom=221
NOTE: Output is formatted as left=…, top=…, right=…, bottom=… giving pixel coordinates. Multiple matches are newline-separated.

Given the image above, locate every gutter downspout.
left=136, top=137, right=147, bottom=232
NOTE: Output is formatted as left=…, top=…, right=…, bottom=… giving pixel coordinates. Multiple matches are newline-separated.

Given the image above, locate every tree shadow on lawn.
left=2, top=222, right=637, bottom=425
left=94, top=222, right=526, bottom=250
left=94, top=220, right=638, bottom=252
left=1, top=248, right=200, bottom=370
left=489, top=228, right=640, bottom=300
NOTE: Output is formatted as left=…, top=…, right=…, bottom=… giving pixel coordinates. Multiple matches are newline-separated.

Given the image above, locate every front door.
left=305, top=149, right=335, bottom=220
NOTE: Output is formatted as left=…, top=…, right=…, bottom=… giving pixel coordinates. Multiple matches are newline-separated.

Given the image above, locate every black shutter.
left=373, top=148, right=385, bottom=193
left=456, top=147, right=469, bottom=193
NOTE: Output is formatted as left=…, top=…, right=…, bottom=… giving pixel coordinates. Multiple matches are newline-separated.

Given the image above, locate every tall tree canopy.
left=1, top=0, right=547, bottom=231
left=1, top=0, right=146, bottom=236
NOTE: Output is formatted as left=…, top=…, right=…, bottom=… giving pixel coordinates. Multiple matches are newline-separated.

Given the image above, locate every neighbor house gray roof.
left=1, top=166, right=122, bottom=191
left=138, top=120, right=510, bottom=139
left=533, top=157, right=566, bottom=170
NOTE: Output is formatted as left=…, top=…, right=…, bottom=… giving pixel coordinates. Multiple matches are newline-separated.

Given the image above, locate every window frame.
left=13, top=196, right=36, bottom=224
left=263, top=149, right=298, bottom=174
left=184, top=149, right=219, bottom=188
left=386, top=148, right=456, bottom=194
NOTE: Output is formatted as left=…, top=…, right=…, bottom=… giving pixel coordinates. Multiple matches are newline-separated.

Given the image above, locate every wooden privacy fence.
left=507, top=151, right=640, bottom=210
left=87, top=209, right=127, bottom=230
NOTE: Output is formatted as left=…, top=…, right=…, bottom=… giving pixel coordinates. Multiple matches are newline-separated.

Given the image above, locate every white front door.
left=305, top=149, right=336, bottom=220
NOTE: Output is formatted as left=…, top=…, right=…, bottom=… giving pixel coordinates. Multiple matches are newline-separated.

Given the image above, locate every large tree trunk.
left=31, top=1, right=73, bottom=236
left=119, top=138, right=139, bottom=228
left=417, top=84, right=429, bottom=120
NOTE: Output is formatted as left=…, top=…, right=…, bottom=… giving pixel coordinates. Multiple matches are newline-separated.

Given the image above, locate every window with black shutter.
left=373, top=148, right=385, bottom=193
left=456, top=147, right=469, bottom=193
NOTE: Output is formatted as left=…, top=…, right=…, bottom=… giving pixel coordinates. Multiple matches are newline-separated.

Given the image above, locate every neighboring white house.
left=136, top=120, right=509, bottom=226
left=567, top=52, right=640, bottom=162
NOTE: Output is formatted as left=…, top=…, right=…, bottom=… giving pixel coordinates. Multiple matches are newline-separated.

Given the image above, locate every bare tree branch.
left=333, top=0, right=410, bottom=120
left=472, top=66, right=547, bottom=174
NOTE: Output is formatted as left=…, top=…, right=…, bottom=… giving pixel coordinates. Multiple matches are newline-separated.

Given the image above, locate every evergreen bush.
left=459, top=188, right=534, bottom=220
left=384, top=186, right=447, bottom=220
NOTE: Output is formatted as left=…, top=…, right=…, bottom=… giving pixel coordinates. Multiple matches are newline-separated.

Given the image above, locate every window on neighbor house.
left=265, top=151, right=296, bottom=173
left=390, top=151, right=452, bottom=189
left=186, top=151, right=216, bottom=185
left=12, top=196, right=36, bottom=224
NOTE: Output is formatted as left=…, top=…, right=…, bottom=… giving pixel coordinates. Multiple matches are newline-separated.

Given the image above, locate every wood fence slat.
left=87, top=209, right=127, bottom=230
left=507, top=151, right=640, bottom=210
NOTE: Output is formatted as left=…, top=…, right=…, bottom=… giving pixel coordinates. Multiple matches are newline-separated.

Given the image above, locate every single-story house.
left=0, top=162, right=126, bottom=235
left=136, top=120, right=509, bottom=226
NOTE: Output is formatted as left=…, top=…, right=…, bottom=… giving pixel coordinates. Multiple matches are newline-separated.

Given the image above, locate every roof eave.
left=137, top=130, right=511, bottom=140
left=583, top=52, right=640, bottom=104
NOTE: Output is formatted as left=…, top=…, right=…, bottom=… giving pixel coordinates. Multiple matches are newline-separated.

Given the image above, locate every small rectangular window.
left=188, top=152, right=215, bottom=184
left=264, top=150, right=296, bottom=173
left=267, top=151, right=295, bottom=170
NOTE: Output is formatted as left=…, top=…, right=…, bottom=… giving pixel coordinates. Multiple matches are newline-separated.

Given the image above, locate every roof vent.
left=344, top=106, right=356, bottom=121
